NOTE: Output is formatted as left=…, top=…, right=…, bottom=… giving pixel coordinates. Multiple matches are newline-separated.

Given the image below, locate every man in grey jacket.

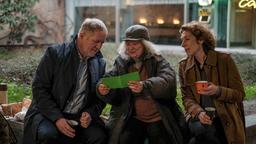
left=23, top=18, right=108, bottom=144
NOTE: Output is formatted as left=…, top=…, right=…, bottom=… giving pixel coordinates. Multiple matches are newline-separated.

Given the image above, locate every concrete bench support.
left=246, top=114, right=256, bottom=144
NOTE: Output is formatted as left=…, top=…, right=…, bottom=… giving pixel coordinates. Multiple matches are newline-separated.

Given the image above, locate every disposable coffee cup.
left=205, top=107, right=216, bottom=120
left=194, top=81, right=208, bottom=94
left=67, top=120, right=78, bottom=128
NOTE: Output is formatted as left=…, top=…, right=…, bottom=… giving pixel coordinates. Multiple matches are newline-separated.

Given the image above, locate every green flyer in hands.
left=102, top=72, right=140, bottom=88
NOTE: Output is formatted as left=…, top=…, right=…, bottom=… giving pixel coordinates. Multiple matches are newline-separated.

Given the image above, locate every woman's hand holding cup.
left=195, top=81, right=219, bottom=96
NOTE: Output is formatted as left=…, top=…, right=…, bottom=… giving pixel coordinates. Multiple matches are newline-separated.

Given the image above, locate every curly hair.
left=179, top=21, right=216, bottom=53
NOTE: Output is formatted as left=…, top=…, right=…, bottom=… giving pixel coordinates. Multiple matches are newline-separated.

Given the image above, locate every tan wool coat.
left=179, top=50, right=246, bottom=144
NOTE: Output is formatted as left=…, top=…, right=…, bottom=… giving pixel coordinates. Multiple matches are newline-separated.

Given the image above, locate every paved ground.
left=244, top=99, right=256, bottom=116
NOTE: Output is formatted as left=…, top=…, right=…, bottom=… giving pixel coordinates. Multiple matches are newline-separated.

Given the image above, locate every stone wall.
left=23, top=0, right=65, bottom=44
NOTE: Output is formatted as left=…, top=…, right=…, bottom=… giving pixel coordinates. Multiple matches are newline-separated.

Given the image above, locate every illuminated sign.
left=199, top=8, right=211, bottom=23
left=199, top=8, right=211, bottom=16
left=198, top=0, right=213, bottom=6
left=239, top=0, right=256, bottom=9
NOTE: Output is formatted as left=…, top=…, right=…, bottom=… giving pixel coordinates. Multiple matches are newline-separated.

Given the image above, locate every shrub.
left=7, top=82, right=32, bottom=103
left=1, top=44, right=256, bottom=103
left=232, top=53, right=256, bottom=85
left=0, top=47, right=44, bottom=84
left=244, top=84, right=256, bottom=100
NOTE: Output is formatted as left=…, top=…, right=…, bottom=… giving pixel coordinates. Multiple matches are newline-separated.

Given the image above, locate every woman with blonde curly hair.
left=178, top=21, right=246, bottom=144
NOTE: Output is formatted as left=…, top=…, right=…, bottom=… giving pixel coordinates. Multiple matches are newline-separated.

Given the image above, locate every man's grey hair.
left=78, top=18, right=108, bottom=35
left=117, top=40, right=161, bottom=60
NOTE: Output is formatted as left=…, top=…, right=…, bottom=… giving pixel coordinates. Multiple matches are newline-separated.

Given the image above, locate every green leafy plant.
left=7, top=82, right=32, bottom=103
left=0, top=0, right=39, bottom=43
left=244, top=84, right=256, bottom=100
left=232, top=53, right=256, bottom=85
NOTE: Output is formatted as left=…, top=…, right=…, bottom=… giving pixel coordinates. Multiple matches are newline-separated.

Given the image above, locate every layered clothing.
left=179, top=50, right=246, bottom=144
left=97, top=42, right=187, bottom=144
left=23, top=36, right=106, bottom=143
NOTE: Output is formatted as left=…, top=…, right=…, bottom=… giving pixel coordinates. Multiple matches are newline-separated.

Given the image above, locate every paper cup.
left=194, top=81, right=208, bottom=94
left=67, top=120, right=78, bottom=128
left=205, top=107, right=216, bottom=120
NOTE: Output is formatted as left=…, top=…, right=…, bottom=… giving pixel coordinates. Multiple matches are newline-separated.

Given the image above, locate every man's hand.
left=198, top=111, right=212, bottom=125
left=128, top=81, right=143, bottom=93
left=98, top=83, right=110, bottom=96
left=80, top=112, right=92, bottom=128
left=55, top=118, right=75, bottom=138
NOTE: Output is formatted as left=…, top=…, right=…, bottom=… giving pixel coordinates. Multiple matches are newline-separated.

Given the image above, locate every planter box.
left=2, top=103, right=22, bottom=117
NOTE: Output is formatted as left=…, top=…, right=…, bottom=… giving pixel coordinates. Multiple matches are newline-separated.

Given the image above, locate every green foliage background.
left=0, top=0, right=38, bottom=43
left=0, top=44, right=256, bottom=114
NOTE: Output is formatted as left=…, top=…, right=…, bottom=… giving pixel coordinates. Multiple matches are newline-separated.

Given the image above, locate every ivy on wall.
left=0, top=0, right=39, bottom=43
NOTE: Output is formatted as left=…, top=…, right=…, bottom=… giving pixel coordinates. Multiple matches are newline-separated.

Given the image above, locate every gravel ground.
left=244, top=99, right=256, bottom=116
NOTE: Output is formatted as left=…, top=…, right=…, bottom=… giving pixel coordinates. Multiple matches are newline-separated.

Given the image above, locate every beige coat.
left=179, top=50, right=246, bottom=144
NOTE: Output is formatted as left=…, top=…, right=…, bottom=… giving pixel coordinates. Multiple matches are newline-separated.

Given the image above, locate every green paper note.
left=102, top=72, right=140, bottom=89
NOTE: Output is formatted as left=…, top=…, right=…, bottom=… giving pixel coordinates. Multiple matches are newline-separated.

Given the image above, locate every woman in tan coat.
left=178, top=21, right=245, bottom=144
